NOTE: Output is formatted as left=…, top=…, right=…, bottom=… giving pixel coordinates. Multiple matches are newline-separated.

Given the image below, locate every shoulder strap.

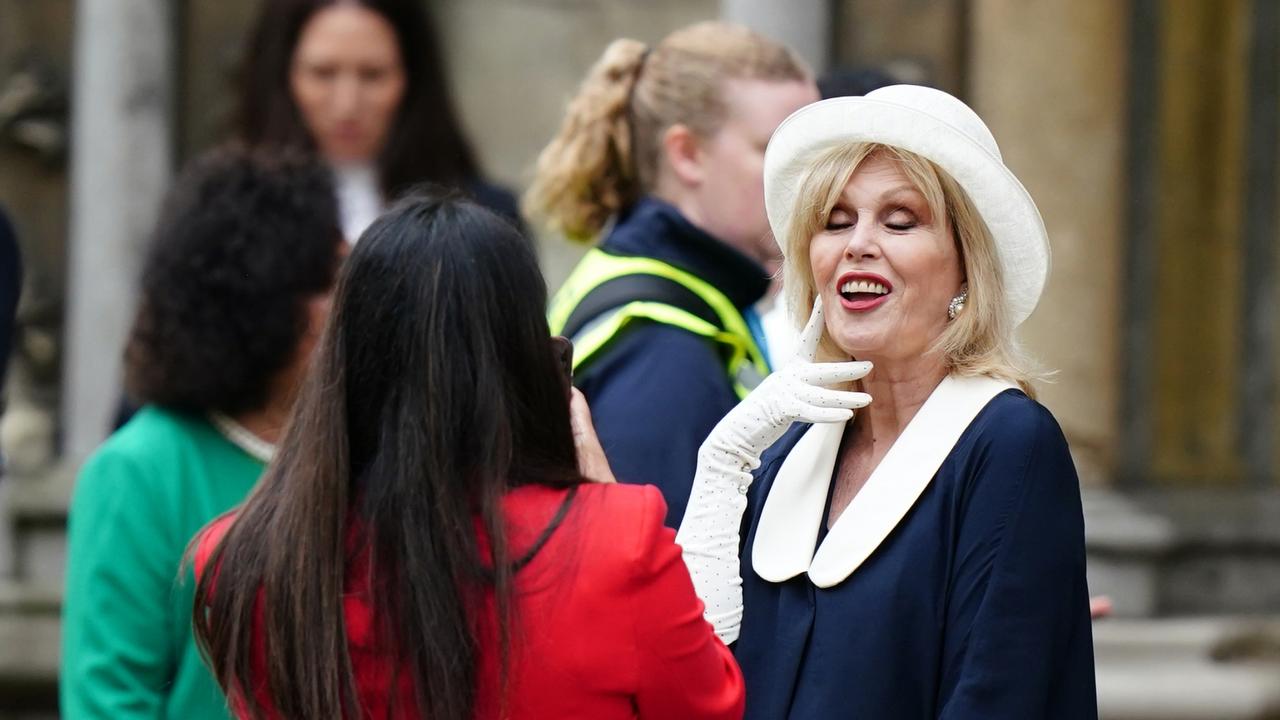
left=559, top=272, right=722, bottom=341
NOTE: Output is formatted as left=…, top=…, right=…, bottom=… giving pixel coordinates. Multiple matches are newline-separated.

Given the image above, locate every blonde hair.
left=782, top=143, right=1040, bottom=394
left=524, top=22, right=810, bottom=242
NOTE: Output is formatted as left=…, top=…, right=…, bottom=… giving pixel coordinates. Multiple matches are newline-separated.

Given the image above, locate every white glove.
left=676, top=296, right=871, bottom=644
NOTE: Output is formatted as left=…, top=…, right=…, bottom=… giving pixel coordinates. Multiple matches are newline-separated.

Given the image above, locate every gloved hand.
left=676, top=296, right=871, bottom=644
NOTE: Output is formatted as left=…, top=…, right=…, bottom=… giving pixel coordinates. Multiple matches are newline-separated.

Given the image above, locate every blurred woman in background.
left=193, top=194, right=744, bottom=719
left=237, top=0, right=521, bottom=241
left=61, top=147, right=343, bottom=719
left=528, top=22, right=818, bottom=528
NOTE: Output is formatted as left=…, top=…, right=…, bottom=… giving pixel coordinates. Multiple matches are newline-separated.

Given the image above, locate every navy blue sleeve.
left=938, top=399, right=1097, bottom=719
left=0, top=209, right=20, bottom=393
left=577, top=323, right=739, bottom=528
left=463, top=178, right=529, bottom=241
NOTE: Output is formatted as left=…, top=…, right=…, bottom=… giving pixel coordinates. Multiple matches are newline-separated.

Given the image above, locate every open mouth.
left=836, top=272, right=892, bottom=310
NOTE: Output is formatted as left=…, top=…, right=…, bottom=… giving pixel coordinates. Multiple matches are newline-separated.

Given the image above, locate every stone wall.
left=835, top=0, right=967, bottom=93
left=435, top=0, right=719, bottom=290
left=0, top=0, right=74, bottom=484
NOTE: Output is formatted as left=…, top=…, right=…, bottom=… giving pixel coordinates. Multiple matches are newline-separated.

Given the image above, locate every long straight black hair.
left=236, top=0, right=480, bottom=196
left=193, top=193, right=583, bottom=719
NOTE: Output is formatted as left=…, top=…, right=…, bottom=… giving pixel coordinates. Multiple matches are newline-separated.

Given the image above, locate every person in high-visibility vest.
left=526, top=22, right=818, bottom=528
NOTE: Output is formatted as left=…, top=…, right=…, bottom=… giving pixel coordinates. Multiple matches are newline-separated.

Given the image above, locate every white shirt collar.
left=333, top=163, right=383, bottom=244
left=752, top=374, right=1016, bottom=588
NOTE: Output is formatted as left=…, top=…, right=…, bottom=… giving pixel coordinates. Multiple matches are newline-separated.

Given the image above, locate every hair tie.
left=626, top=47, right=652, bottom=109
left=635, top=47, right=653, bottom=78
left=624, top=46, right=653, bottom=183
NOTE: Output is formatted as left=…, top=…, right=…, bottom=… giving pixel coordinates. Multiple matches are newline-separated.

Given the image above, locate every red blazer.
left=196, top=482, right=745, bottom=719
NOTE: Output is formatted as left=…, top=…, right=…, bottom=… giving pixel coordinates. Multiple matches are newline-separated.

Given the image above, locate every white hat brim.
left=764, top=95, right=1050, bottom=328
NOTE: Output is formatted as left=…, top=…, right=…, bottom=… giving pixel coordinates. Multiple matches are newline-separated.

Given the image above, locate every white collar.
left=208, top=412, right=277, bottom=464
left=332, top=163, right=383, bottom=243
left=752, top=374, right=1016, bottom=588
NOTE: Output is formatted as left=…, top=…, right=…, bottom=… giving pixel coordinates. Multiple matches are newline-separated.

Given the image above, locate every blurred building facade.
left=0, top=1, right=1278, bottom=718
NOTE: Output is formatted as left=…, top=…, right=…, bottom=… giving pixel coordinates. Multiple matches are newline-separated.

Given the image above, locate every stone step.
left=0, top=580, right=60, bottom=615
left=1094, top=615, right=1280, bottom=661
left=0, top=464, right=67, bottom=718
left=0, top=608, right=58, bottom=716
left=1095, top=616, right=1280, bottom=720
left=3, top=463, right=74, bottom=585
left=1084, top=489, right=1280, bottom=617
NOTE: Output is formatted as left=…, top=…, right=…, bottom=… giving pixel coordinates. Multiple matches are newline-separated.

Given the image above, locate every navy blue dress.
left=735, top=390, right=1097, bottom=719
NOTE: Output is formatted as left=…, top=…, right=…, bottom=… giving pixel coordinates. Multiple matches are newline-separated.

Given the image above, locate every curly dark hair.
left=124, top=145, right=342, bottom=415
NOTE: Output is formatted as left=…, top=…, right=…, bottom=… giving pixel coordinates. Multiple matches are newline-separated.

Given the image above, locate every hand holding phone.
left=568, top=388, right=616, bottom=483
left=551, top=335, right=573, bottom=394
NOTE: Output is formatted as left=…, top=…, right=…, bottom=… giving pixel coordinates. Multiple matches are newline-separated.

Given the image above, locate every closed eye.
left=884, top=208, right=918, bottom=231
left=825, top=207, right=854, bottom=231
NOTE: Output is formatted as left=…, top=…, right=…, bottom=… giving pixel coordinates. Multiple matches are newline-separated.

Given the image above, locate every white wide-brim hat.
left=763, top=85, right=1049, bottom=328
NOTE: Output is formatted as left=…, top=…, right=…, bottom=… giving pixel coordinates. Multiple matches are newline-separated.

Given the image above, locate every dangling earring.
left=947, top=284, right=968, bottom=320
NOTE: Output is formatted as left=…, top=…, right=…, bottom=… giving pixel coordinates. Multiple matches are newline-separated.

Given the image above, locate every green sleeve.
left=61, top=446, right=177, bottom=719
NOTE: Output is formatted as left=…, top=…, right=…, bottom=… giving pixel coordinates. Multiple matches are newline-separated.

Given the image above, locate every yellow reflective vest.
left=548, top=249, right=769, bottom=399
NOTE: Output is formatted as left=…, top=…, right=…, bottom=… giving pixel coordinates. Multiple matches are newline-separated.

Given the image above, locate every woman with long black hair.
left=192, top=194, right=744, bottom=719
left=237, top=0, right=520, bottom=241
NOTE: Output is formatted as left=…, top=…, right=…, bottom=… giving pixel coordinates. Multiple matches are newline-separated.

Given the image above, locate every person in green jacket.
left=60, top=146, right=344, bottom=719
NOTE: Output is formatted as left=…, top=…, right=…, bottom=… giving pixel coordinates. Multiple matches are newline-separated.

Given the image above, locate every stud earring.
left=947, top=284, right=968, bottom=320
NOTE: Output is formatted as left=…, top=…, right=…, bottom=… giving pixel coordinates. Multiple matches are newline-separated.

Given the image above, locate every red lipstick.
left=835, top=271, right=893, bottom=312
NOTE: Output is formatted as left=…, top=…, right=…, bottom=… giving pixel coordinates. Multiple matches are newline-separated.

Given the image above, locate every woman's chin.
left=830, top=338, right=877, bottom=361
left=320, top=143, right=379, bottom=166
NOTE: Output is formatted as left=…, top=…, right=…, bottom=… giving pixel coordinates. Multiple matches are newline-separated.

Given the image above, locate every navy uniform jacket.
left=0, top=208, right=19, bottom=393
left=465, top=177, right=527, bottom=239
left=576, top=197, right=771, bottom=528
left=735, top=390, right=1097, bottom=719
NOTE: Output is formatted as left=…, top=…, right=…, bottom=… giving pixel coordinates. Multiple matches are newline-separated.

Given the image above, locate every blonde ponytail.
left=527, top=22, right=811, bottom=243
left=524, top=38, right=648, bottom=242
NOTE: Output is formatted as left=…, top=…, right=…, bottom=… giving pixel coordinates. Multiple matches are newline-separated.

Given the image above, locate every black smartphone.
left=551, top=336, right=574, bottom=392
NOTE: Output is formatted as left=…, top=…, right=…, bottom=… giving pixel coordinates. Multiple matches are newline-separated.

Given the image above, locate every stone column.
left=62, top=0, right=174, bottom=459
left=968, top=0, right=1128, bottom=485
left=721, top=0, right=831, bottom=74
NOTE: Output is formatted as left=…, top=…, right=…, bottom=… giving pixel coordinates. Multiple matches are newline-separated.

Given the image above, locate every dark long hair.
left=193, top=194, right=583, bottom=719
left=236, top=0, right=480, bottom=196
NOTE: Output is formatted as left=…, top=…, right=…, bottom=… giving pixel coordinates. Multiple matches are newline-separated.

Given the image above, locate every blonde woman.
left=529, top=22, right=818, bottom=528
left=676, top=87, right=1098, bottom=718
